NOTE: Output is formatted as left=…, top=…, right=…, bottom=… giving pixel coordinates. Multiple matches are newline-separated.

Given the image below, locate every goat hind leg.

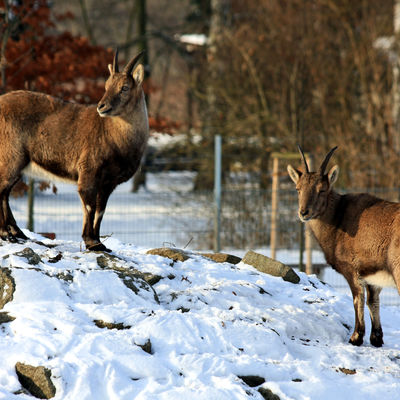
left=366, top=285, right=383, bottom=347
left=79, top=187, right=99, bottom=251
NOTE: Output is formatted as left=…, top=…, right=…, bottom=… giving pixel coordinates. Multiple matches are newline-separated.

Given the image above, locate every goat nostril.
left=300, top=209, right=309, bottom=217
left=98, top=103, right=106, bottom=110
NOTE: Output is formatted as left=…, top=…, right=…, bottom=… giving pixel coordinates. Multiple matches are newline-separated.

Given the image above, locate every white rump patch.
left=363, top=271, right=396, bottom=288
left=22, top=162, right=76, bottom=184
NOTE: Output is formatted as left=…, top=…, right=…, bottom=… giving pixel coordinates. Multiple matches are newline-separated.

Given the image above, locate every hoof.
left=15, top=231, right=28, bottom=240
left=86, top=242, right=111, bottom=253
left=370, top=330, right=384, bottom=347
left=349, top=334, right=363, bottom=347
left=0, top=232, right=19, bottom=243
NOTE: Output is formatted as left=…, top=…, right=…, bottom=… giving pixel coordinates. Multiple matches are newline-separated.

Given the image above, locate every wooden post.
left=299, top=222, right=305, bottom=272
left=393, top=1, right=400, bottom=153
left=305, top=226, right=313, bottom=274
left=305, top=154, right=314, bottom=274
left=269, top=152, right=313, bottom=270
left=270, top=156, right=279, bottom=259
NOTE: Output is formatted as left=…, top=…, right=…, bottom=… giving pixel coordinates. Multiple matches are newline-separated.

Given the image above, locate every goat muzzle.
left=97, top=102, right=112, bottom=117
left=299, top=208, right=312, bottom=221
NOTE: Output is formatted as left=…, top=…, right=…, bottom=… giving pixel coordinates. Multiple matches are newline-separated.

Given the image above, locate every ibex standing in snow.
left=288, top=146, right=400, bottom=347
left=0, top=50, right=148, bottom=252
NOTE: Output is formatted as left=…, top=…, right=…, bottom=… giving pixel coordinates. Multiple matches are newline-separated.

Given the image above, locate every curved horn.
left=123, top=51, right=145, bottom=76
left=319, top=146, right=338, bottom=175
left=297, top=145, right=310, bottom=173
left=113, top=49, right=119, bottom=73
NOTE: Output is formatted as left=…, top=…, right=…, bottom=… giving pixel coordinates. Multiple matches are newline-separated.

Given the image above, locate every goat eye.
left=121, top=86, right=129, bottom=92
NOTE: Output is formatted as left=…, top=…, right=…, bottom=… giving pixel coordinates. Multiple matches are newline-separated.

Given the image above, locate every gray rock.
left=146, top=247, right=191, bottom=262
left=0, top=311, right=15, bottom=324
left=94, top=320, right=131, bottom=330
left=0, top=268, right=15, bottom=309
left=96, top=253, right=123, bottom=269
left=258, top=387, right=280, bottom=400
left=238, top=375, right=265, bottom=387
left=14, top=248, right=42, bottom=265
left=15, top=362, right=56, bottom=399
left=200, top=253, right=242, bottom=264
left=242, top=250, right=300, bottom=284
left=96, top=255, right=160, bottom=303
left=96, top=254, right=162, bottom=286
left=137, top=338, right=152, bottom=354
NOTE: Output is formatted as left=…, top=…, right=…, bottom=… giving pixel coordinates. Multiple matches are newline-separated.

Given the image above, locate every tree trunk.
left=132, top=0, right=149, bottom=192
left=0, top=0, right=11, bottom=92
left=78, top=0, right=97, bottom=45
left=194, top=0, right=230, bottom=190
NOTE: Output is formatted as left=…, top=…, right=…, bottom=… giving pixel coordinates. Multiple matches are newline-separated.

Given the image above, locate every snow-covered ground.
left=0, top=233, right=400, bottom=399
left=9, top=177, right=400, bottom=306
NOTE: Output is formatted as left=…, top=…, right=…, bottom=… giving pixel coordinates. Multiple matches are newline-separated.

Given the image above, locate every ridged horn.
left=297, top=145, right=310, bottom=174
left=112, top=49, right=119, bottom=73
left=319, top=146, right=338, bottom=175
left=123, top=51, right=145, bottom=76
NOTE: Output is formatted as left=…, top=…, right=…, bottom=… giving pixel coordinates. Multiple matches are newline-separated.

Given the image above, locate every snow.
left=177, top=33, right=208, bottom=46
left=0, top=232, right=400, bottom=399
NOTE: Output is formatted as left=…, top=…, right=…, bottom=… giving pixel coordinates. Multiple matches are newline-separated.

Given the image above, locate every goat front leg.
left=366, top=284, right=383, bottom=347
left=78, top=186, right=109, bottom=252
left=94, top=187, right=114, bottom=238
left=345, top=274, right=365, bottom=346
left=0, top=192, right=13, bottom=241
left=92, top=186, right=114, bottom=252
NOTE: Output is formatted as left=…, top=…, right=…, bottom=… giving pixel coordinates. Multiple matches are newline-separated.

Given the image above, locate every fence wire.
left=9, top=182, right=400, bottom=305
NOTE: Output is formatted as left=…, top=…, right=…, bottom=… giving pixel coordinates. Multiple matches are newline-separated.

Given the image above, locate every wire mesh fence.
left=9, top=179, right=400, bottom=305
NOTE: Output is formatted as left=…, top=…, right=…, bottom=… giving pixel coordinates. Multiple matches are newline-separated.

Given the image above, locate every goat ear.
left=328, top=165, right=339, bottom=186
left=287, top=165, right=301, bottom=184
left=132, top=64, right=144, bottom=85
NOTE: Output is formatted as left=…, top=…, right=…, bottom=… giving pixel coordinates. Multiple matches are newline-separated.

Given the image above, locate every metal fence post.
left=214, top=134, right=222, bottom=252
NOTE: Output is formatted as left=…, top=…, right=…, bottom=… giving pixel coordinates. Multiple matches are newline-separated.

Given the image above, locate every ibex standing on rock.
left=0, top=51, right=149, bottom=252
left=288, top=146, right=400, bottom=347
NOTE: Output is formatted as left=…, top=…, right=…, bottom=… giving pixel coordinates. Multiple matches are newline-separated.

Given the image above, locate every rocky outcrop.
left=95, top=253, right=160, bottom=303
